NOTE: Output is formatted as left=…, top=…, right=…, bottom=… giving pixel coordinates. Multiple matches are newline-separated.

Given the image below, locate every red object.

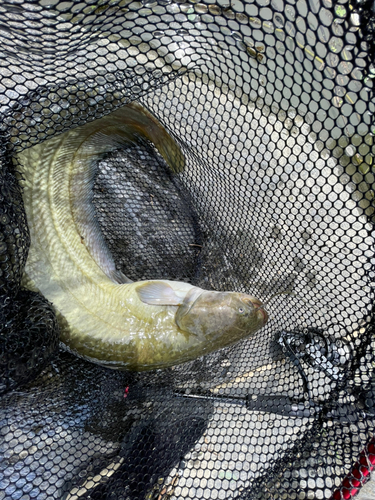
left=124, top=386, right=129, bottom=398
left=330, top=438, right=375, bottom=499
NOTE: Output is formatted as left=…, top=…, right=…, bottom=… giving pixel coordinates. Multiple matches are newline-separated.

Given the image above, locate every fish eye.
left=239, top=307, right=244, bottom=314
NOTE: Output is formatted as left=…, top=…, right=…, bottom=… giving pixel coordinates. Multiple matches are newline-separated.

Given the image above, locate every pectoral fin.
left=136, top=282, right=183, bottom=305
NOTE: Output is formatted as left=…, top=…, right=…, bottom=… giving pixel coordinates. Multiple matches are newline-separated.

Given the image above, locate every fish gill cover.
left=0, top=0, right=374, bottom=499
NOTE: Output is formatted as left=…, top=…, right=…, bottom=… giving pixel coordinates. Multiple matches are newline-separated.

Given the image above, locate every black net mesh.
left=1, top=0, right=375, bottom=498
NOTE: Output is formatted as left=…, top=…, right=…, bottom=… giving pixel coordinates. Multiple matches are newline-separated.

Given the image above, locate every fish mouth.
left=256, top=307, right=268, bottom=324
left=243, top=297, right=268, bottom=325
left=249, top=297, right=263, bottom=308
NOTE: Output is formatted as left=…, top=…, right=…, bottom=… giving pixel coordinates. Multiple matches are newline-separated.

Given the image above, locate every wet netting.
left=0, top=0, right=375, bottom=499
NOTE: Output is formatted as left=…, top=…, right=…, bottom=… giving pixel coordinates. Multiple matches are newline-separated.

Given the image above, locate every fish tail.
left=127, top=102, right=185, bottom=174
left=152, top=132, right=185, bottom=174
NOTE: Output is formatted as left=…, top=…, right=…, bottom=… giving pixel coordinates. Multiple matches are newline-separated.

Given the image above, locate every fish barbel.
left=16, top=102, right=268, bottom=371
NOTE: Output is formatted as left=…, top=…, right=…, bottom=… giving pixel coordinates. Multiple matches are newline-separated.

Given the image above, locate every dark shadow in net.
left=61, top=390, right=212, bottom=500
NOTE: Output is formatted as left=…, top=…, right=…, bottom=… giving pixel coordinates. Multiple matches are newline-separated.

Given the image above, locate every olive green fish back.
left=1, top=1, right=375, bottom=499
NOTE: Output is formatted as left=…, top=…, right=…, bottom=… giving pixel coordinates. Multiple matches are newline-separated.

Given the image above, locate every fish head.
left=175, top=290, right=268, bottom=346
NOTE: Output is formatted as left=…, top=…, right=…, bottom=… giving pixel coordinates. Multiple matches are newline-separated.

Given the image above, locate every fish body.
left=16, top=102, right=268, bottom=371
